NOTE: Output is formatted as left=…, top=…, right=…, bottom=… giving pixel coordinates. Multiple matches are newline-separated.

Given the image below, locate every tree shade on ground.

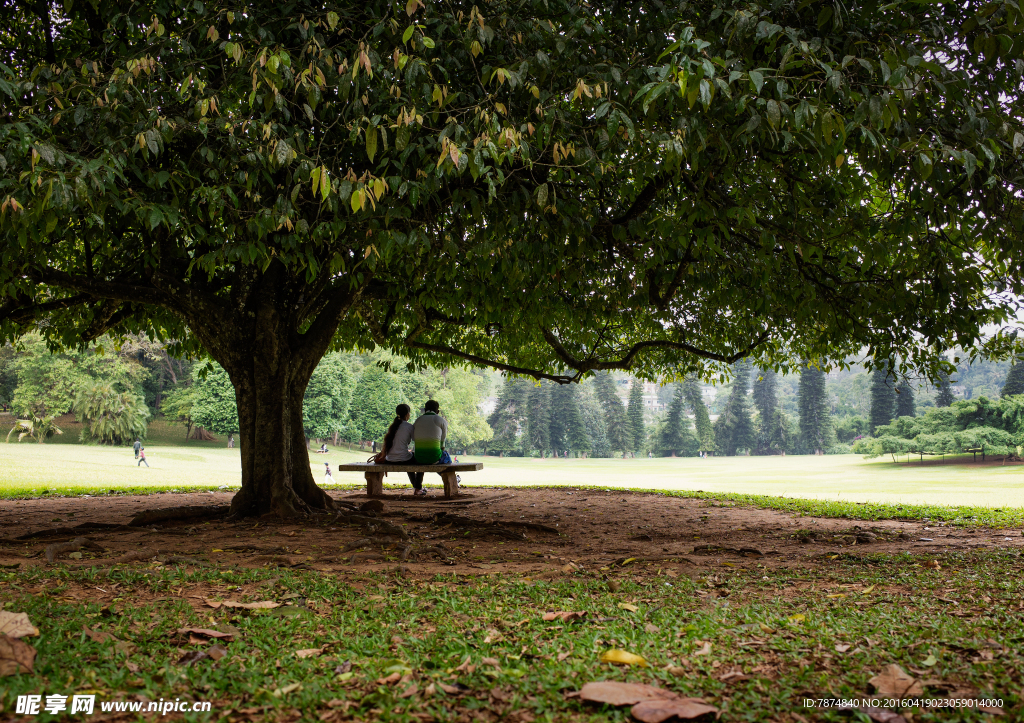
left=3, top=1, right=1023, bottom=516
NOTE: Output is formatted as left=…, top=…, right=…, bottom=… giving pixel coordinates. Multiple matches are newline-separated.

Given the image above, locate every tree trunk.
left=218, top=336, right=334, bottom=519
left=181, top=260, right=362, bottom=520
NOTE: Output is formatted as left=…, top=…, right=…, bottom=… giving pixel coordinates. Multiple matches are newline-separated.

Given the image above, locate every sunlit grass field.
left=1, top=418, right=1021, bottom=509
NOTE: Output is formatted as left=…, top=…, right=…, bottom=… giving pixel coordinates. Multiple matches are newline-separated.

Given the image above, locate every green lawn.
left=1, top=551, right=1021, bottom=722
left=3, top=433, right=1021, bottom=508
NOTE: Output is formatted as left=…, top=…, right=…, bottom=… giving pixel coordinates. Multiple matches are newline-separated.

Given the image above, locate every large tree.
left=2, top=1, right=1022, bottom=516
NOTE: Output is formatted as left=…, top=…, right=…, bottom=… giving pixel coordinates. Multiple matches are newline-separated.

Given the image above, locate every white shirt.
left=385, top=420, right=415, bottom=462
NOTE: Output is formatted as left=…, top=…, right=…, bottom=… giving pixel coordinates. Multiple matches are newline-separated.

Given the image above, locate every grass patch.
left=0, top=552, right=1020, bottom=721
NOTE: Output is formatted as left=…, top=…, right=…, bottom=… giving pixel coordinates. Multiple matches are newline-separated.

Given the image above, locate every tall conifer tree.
left=752, top=367, right=786, bottom=454
left=713, top=360, right=755, bottom=455
left=935, top=370, right=955, bottom=407
left=626, top=380, right=646, bottom=456
left=870, top=364, right=897, bottom=434
left=579, top=382, right=610, bottom=458
left=550, top=383, right=590, bottom=456
left=895, top=382, right=916, bottom=418
left=682, top=377, right=714, bottom=453
left=525, top=382, right=551, bottom=457
left=657, top=386, right=698, bottom=456
left=593, top=373, right=630, bottom=456
left=487, top=377, right=529, bottom=455
left=798, top=363, right=831, bottom=454
left=1002, top=359, right=1024, bottom=397
left=752, top=367, right=778, bottom=420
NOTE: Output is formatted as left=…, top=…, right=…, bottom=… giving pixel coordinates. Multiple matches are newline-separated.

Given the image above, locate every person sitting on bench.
left=383, top=403, right=425, bottom=496
left=413, top=399, right=452, bottom=473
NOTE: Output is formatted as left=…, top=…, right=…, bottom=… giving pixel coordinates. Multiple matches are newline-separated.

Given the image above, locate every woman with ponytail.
left=383, top=403, right=426, bottom=495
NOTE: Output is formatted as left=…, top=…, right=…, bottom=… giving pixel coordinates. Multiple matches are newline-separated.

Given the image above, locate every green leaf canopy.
left=1, top=0, right=1021, bottom=515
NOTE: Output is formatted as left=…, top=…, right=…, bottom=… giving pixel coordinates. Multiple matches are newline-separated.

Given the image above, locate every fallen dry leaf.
left=557, top=651, right=572, bottom=662
left=835, top=644, right=851, bottom=653
left=923, top=560, right=941, bottom=570
left=377, top=672, right=403, bottom=685
left=693, top=641, right=712, bottom=656
left=398, top=683, right=418, bottom=699
left=869, top=664, right=923, bottom=698
left=618, top=602, right=639, bottom=613
left=175, top=627, right=234, bottom=642
left=645, top=623, right=661, bottom=634
left=455, top=656, right=475, bottom=673
left=542, top=611, right=588, bottom=622
left=600, top=649, right=649, bottom=667
left=436, top=682, right=470, bottom=695
left=0, top=633, right=36, bottom=676
left=0, top=612, right=38, bottom=639
left=295, top=647, right=324, bottom=659
left=483, top=629, right=504, bottom=644
left=632, top=698, right=719, bottom=722
left=177, top=650, right=210, bottom=666
left=482, top=657, right=500, bottom=667
left=83, top=626, right=118, bottom=644
left=576, top=681, right=678, bottom=706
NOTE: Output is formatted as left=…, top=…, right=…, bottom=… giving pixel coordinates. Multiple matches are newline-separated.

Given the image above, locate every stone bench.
left=335, top=462, right=483, bottom=498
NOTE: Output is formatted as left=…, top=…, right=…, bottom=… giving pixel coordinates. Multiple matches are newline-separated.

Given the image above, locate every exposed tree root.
left=128, top=505, right=230, bottom=527
left=44, top=537, right=105, bottom=563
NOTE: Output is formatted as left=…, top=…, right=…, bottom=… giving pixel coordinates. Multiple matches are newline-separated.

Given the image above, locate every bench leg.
left=441, top=470, right=459, bottom=498
left=365, top=472, right=384, bottom=497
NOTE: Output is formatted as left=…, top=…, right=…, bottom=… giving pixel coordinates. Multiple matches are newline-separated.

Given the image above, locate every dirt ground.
left=3, top=487, right=1021, bottom=589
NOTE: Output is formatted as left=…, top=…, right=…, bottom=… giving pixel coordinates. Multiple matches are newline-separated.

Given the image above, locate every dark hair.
left=425, top=399, right=440, bottom=413
left=383, top=403, right=412, bottom=451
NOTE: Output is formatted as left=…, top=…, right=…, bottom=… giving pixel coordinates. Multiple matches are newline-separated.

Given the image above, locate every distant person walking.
left=133, top=438, right=141, bottom=459
left=137, top=448, right=149, bottom=467
left=323, top=462, right=333, bottom=484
